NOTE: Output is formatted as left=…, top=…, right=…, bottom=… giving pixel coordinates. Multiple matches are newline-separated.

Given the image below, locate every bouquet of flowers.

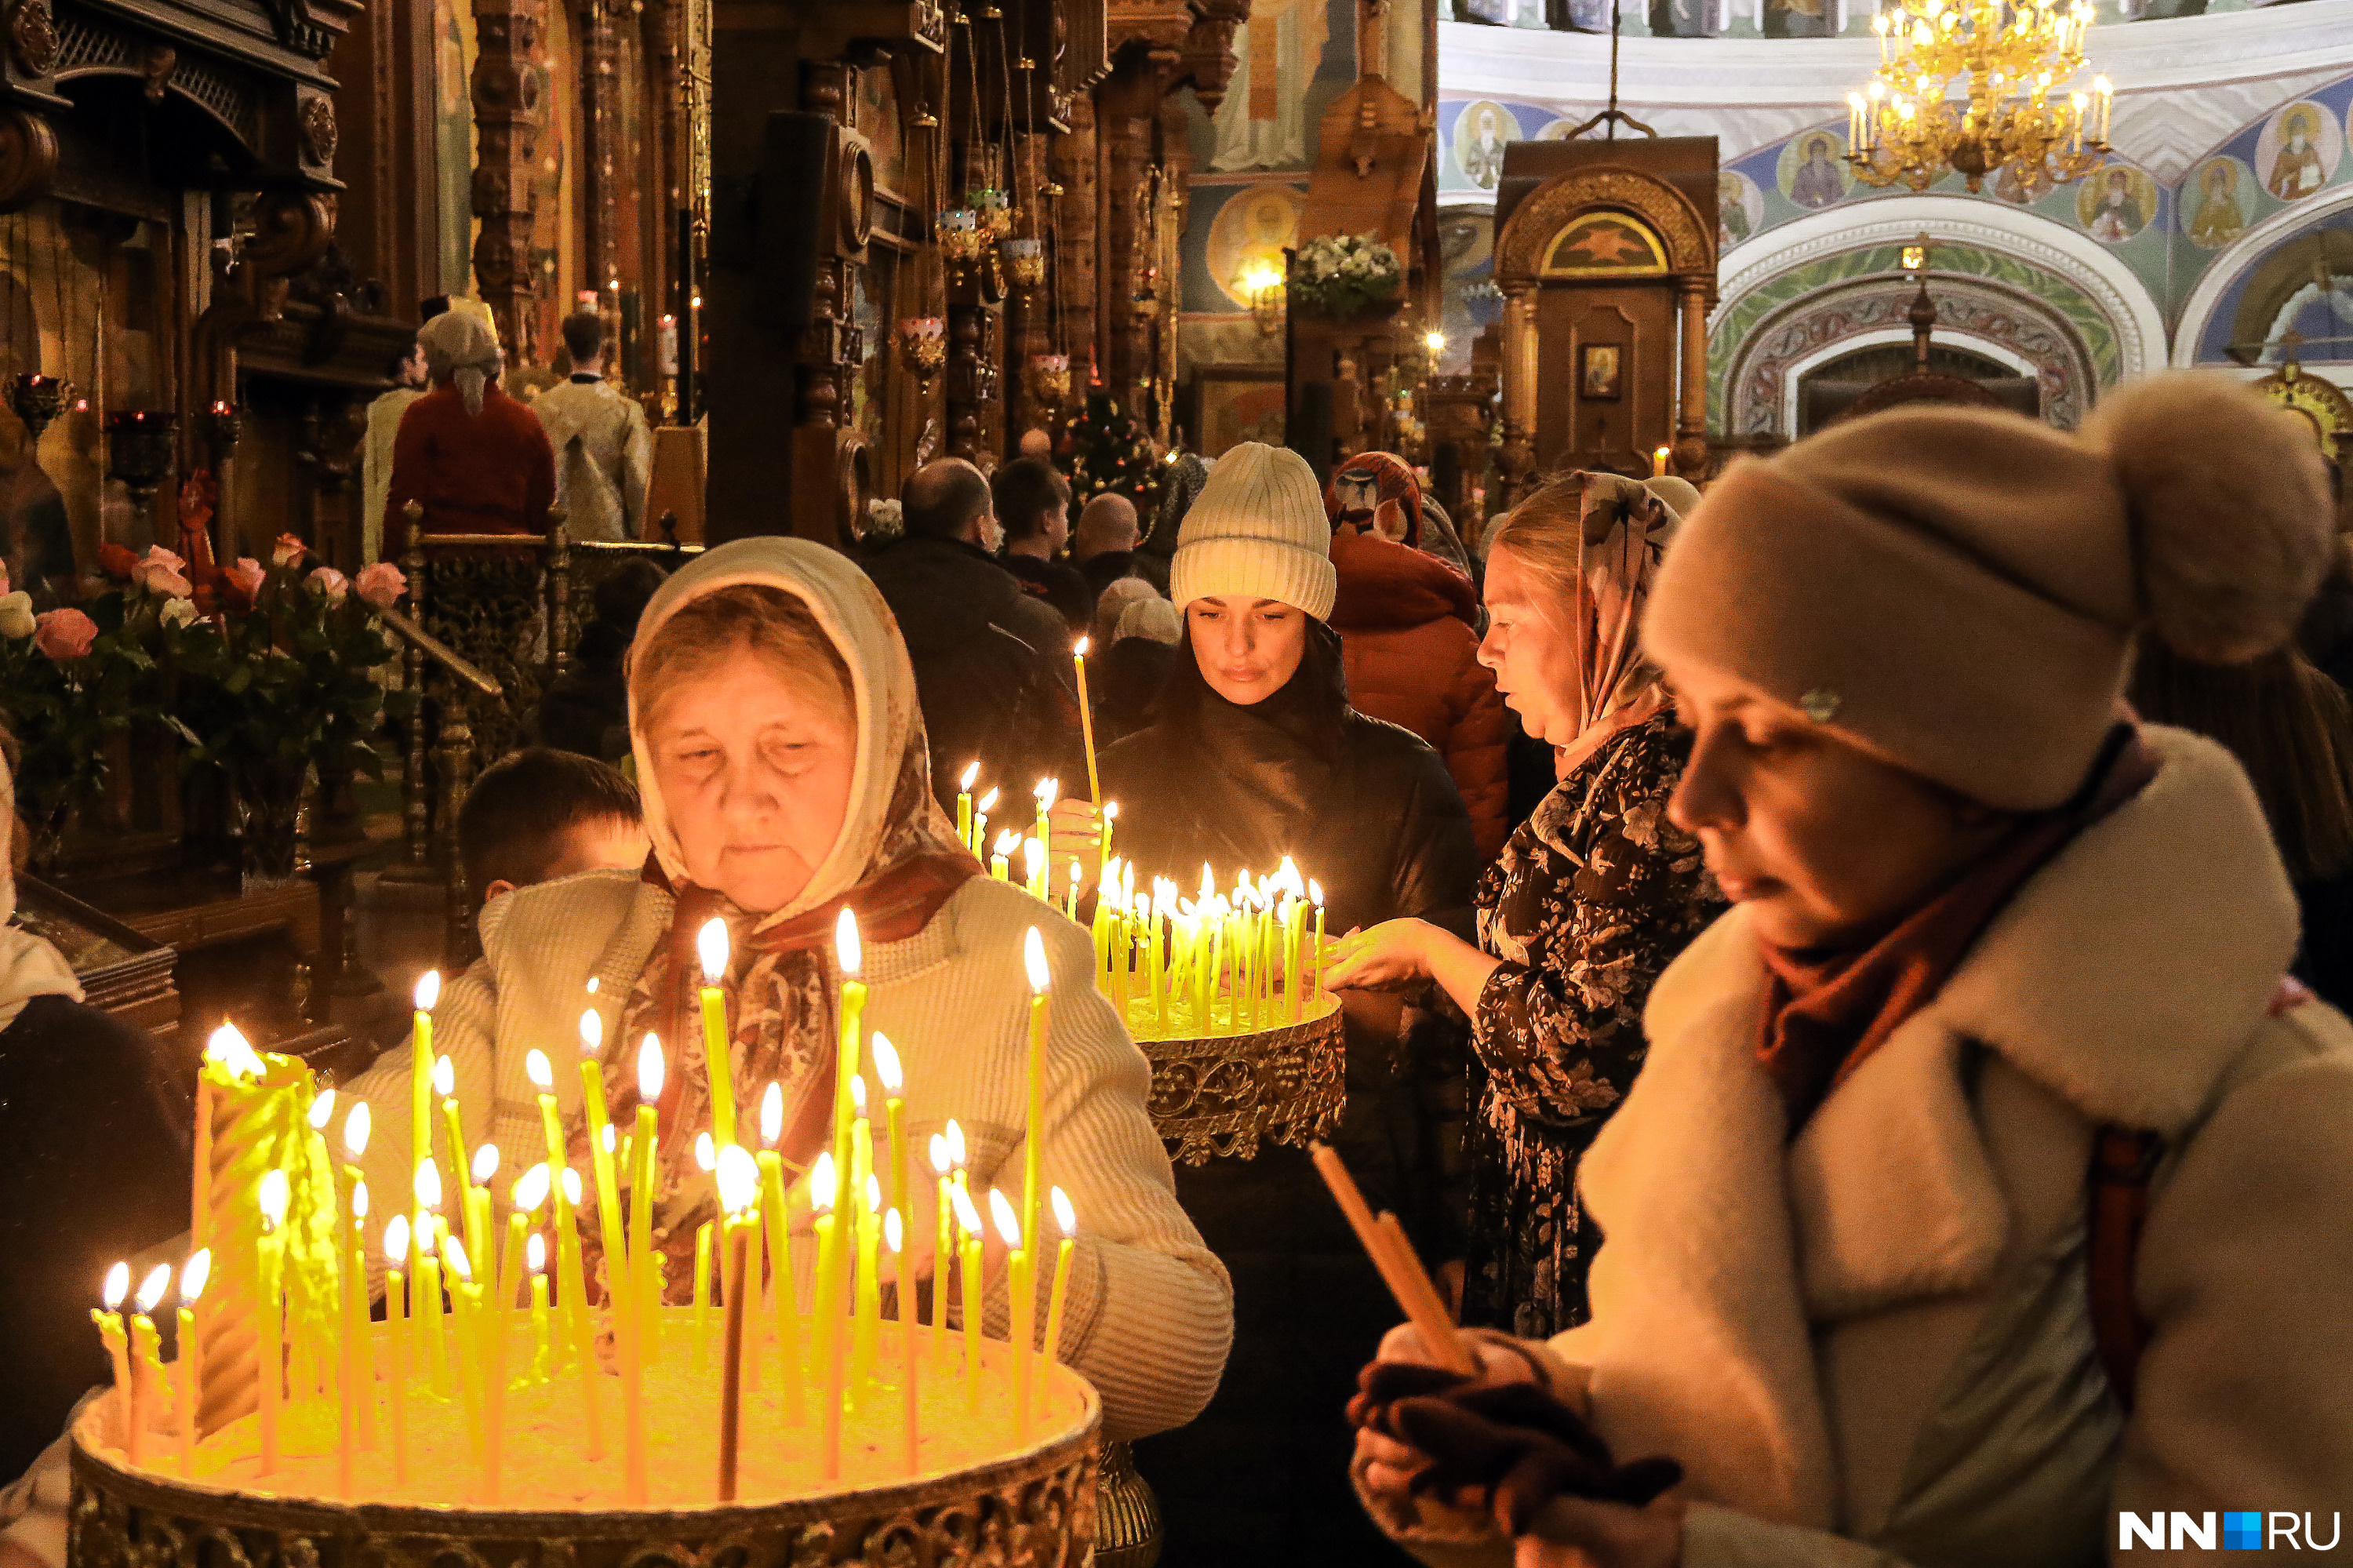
left=1291, top=233, right=1403, bottom=319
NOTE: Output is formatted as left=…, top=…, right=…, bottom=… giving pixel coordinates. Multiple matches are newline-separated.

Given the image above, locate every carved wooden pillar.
left=1496, top=282, right=1537, bottom=511
left=578, top=0, right=623, bottom=305
left=1007, top=133, right=1051, bottom=444
left=946, top=297, right=997, bottom=462
left=1096, top=50, right=1171, bottom=408
left=471, top=0, right=543, bottom=357
left=1675, top=275, right=1711, bottom=480
left=1053, top=90, right=1097, bottom=391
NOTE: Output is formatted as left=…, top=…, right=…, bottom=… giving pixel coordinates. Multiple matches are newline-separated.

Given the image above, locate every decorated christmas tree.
left=1056, top=391, right=1160, bottom=511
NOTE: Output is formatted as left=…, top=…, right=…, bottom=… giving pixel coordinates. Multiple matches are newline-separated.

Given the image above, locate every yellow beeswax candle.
left=929, top=1137, right=954, bottom=1362
left=991, top=828, right=1014, bottom=883
left=623, top=1036, right=659, bottom=1501
left=974, top=786, right=998, bottom=866
left=811, top=1151, right=844, bottom=1481
left=1042, top=1188, right=1077, bottom=1399
left=1022, top=928, right=1050, bottom=1252
left=174, top=1250, right=209, bottom=1477
left=832, top=909, right=865, bottom=1224
left=1073, top=638, right=1100, bottom=802
left=381, top=1218, right=410, bottom=1484
left=334, top=1191, right=362, bottom=1494
left=413, top=1182, right=448, bottom=1395
left=755, top=1136, right=803, bottom=1424
left=696, top=918, right=739, bottom=1148
left=886, top=1208, right=919, bottom=1476
left=579, top=1010, right=627, bottom=1297
left=129, top=1264, right=169, bottom=1470
left=955, top=760, right=977, bottom=855
left=954, top=1184, right=985, bottom=1414
left=411, top=972, right=438, bottom=1228
left=856, top=1173, right=882, bottom=1391
left=694, top=1220, right=715, bottom=1370
left=990, top=1188, right=1031, bottom=1442
left=715, top=1144, right=759, bottom=1501
left=93, top=1264, right=131, bottom=1450
left=256, top=1171, right=289, bottom=1475
left=527, top=1232, right=552, bottom=1381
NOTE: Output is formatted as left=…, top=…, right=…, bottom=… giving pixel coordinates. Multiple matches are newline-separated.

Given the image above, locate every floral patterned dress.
left=1459, top=712, right=1723, bottom=1339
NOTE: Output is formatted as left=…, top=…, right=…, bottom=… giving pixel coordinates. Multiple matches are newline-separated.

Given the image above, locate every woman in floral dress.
left=1329, top=472, right=1722, bottom=1337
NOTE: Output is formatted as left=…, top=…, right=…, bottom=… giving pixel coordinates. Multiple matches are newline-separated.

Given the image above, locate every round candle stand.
left=1134, top=1000, right=1346, bottom=1166
left=9, top=373, right=70, bottom=441
left=104, top=410, right=178, bottom=544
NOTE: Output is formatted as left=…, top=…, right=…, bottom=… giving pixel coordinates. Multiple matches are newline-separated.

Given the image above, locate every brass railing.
left=384, top=500, right=704, bottom=966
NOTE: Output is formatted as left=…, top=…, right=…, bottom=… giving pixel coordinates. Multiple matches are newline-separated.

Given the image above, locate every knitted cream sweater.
left=343, top=867, right=1233, bottom=1442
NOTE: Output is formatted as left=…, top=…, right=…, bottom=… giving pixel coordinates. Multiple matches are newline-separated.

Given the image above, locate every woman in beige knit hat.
left=1351, top=376, right=2353, bottom=1568
left=1055, top=441, right=1478, bottom=1567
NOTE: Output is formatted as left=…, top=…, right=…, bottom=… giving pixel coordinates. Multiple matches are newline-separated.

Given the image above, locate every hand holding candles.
left=696, top=918, right=740, bottom=1148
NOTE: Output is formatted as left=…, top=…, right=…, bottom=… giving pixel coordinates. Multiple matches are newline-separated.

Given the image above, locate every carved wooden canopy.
left=1493, top=163, right=1715, bottom=295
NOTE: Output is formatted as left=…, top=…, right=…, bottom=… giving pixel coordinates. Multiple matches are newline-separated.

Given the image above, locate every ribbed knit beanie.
left=1644, top=373, right=2334, bottom=810
left=1169, top=442, right=1337, bottom=621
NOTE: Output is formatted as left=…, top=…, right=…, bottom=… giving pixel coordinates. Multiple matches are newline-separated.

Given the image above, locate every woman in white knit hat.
left=1349, top=375, right=2353, bottom=1568
left=1054, top=440, right=1478, bottom=1567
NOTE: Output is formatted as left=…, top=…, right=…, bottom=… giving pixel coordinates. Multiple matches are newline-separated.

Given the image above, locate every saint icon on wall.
left=1718, top=171, right=1762, bottom=247
left=2260, top=103, right=2340, bottom=202
left=2077, top=166, right=2154, bottom=244
left=1581, top=344, right=1622, bottom=400
left=1780, top=133, right=1849, bottom=210
left=2188, top=157, right=2252, bottom=250
left=1209, top=0, right=1334, bottom=172
left=1205, top=184, right=1306, bottom=308
left=1455, top=100, right=1518, bottom=191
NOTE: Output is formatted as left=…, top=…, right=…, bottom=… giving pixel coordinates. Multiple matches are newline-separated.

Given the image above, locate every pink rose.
left=355, top=561, right=407, bottom=610
left=34, top=607, right=97, bottom=660
left=308, top=566, right=350, bottom=606
left=143, top=545, right=186, bottom=573
left=133, top=553, right=192, bottom=598
left=0, top=566, right=12, bottom=598
left=273, top=533, right=308, bottom=568
left=224, top=557, right=267, bottom=613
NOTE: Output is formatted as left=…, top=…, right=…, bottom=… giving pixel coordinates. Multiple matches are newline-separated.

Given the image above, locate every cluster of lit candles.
left=96, top=909, right=1086, bottom=1507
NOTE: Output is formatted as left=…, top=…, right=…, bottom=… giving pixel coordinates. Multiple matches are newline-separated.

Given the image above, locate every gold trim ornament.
left=1140, top=1002, right=1345, bottom=1166
left=9, top=0, right=57, bottom=75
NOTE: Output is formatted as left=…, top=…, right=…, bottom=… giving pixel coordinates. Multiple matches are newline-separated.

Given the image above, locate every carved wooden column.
left=471, top=0, right=543, bottom=356
left=1053, top=90, right=1097, bottom=388
left=1008, top=129, right=1052, bottom=443
left=1675, top=275, right=1711, bottom=480
left=1096, top=49, right=1173, bottom=408
left=578, top=0, right=624, bottom=304
left=1496, top=282, right=1537, bottom=511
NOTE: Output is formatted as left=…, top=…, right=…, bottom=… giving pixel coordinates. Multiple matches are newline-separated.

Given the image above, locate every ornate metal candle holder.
left=1137, top=1000, right=1346, bottom=1166
left=9, top=374, right=69, bottom=441
left=1000, top=238, right=1046, bottom=297
left=105, top=409, right=178, bottom=540
left=898, top=315, right=947, bottom=393
left=936, top=209, right=985, bottom=274
left=197, top=400, right=242, bottom=464
left=1031, top=354, right=1071, bottom=410
left=969, top=189, right=1014, bottom=243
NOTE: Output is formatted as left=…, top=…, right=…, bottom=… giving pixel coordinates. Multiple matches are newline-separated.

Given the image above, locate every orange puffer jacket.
left=1329, top=527, right=1511, bottom=859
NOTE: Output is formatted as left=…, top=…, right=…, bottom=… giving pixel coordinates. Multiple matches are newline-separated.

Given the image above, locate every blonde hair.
left=631, top=584, right=853, bottom=729
left=1486, top=477, right=1588, bottom=605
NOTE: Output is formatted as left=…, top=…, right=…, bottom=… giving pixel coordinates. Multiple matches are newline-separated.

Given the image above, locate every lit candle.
left=465, top=1140, right=499, bottom=1297
left=446, top=1235, right=497, bottom=1503
left=1653, top=445, right=1670, bottom=477
left=991, top=828, right=1015, bottom=883
left=1309, top=880, right=1326, bottom=1005
left=411, top=972, right=439, bottom=1227
left=624, top=1035, right=659, bottom=1502
left=503, top=1163, right=548, bottom=1313
left=856, top=1173, right=883, bottom=1392
left=975, top=787, right=999, bottom=868
left=1072, top=638, right=1100, bottom=803
left=951, top=1183, right=984, bottom=1412
left=1041, top=1188, right=1077, bottom=1402
left=833, top=909, right=866, bottom=1228
left=92, top=1263, right=132, bottom=1449
left=527, top=1233, right=552, bottom=1381
left=579, top=1011, right=625, bottom=1281
left=929, top=1134, right=954, bottom=1362
left=1024, top=835, right=1046, bottom=900
left=1022, top=928, right=1050, bottom=1251
left=693, top=1219, right=715, bottom=1370
left=871, top=1032, right=910, bottom=1272
left=755, top=1083, right=803, bottom=1424
left=257, top=1170, right=289, bottom=1475
left=956, top=760, right=979, bottom=856
left=886, top=1207, right=919, bottom=1476
left=336, top=1186, right=363, bottom=1496
left=413, top=1161, right=448, bottom=1395
left=382, top=1217, right=410, bottom=1484
left=990, top=1188, right=1031, bottom=1442
left=175, top=1250, right=209, bottom=1477
left=715, top=1145, right=759, bottom=1501
left=697, top=918, right=740, bottom=1148
left=1065, top=858, right=1082, bottom=919
left=129, top=1263, right=170, bottom=1469
left=558, top=1164, right=602, bottom=1451
left=812, top=1151, right=845, bottom=1480
left=1033, top=777, right=1057, bottom=861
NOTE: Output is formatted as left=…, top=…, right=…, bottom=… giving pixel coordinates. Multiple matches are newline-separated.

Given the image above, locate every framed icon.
left=1581, top=343, right=1623, bottom=401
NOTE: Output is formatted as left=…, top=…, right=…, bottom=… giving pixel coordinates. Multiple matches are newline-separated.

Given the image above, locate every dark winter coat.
left=0, top=995, right=190, bottom=1480
left=1459, top=712, right=1723, bottom=1340
left=1111, top=621, right=1478, bottom=1568
left=861, top=535, right=1080, bottom=812
left=1329, top=526, right=1512, bottom=861
left=1002, top=551, right=1093, bottom=638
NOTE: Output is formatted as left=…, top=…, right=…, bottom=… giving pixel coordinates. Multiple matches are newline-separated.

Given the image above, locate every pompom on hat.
left=1642, top=372, right=2335, bottom=810
left=1169, top=441, right=1337, bottom=621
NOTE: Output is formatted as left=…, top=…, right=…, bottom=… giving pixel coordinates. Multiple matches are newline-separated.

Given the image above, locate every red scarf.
left=1755, top=729, right=2157, bottom=1134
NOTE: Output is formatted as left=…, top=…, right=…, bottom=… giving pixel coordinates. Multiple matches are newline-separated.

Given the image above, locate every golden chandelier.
left=1846, top=0, right=2115, bottom=196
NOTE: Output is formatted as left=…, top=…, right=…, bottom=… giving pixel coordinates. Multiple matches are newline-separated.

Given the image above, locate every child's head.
left=459, top=748, right=649, bottom=904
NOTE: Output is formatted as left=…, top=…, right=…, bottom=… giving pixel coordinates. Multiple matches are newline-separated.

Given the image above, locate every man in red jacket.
left=1326, top=452, right=1511, bottom=858
left=382, top=307, right=555, bottom=558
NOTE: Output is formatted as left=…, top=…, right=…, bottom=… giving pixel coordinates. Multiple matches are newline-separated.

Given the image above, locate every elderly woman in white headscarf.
left=340, top=537, right=1233, bottom=1440
left=381, top=306, right=555, bottom=558
left=1327, top=473, right=1723, bottom=1339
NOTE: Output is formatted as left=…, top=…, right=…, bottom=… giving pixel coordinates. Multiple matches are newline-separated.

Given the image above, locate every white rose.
left=161, top=597, right=200, bottom=630
left=0, top=591, right=32, bottom=640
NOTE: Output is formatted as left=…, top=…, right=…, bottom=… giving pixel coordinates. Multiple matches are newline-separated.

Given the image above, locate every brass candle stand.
left=1133, top=1000, right=1346, bottom=1166
left=9, top=374, right=70, bottom=441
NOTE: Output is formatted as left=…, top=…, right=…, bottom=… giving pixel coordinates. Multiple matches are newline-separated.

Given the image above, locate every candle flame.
left=563, top=1166, right=582, bottom=1206
left=951, top=1182, right=983, bottom=1233
left=885, top=1207, right=905, bottom=1253
left=102, top=1261, right=129, bottom=1309
left=415, top=970, right=441, bottom=1011
left=960, top=760, right=980, bottom=791
left=987, top=1186, right=1022, bottom=1250
left=1024, top=926, right=1050, bottom=993
left=929, top=1132, right=950, bottom=1173
left=995, top=828, right=1020, bottom=855
left=695, top=1131, right=716, bottom=1172
left=1024, top=837, right=1044, bottom=879
left=307, top=1089, right=336, bottom=1131
left=344, top=1101, right=371, bottom=1158
left=526, top=1049, right=555, bottom=1090
left=811, top=1151, right=838, bottom=1212
left=835, top=907, right=862, bottom=975
left=352, top=1181, right=369, bottom=1221
left=472, top=1143, right=500, bottom=1184
left=1200, top=864, right=1216, bottom=901
left=871, top=1032, right=903, bottom=1094
left=1068, top=859, right=1082, bottom=887
left=135, top=1264, right=171, bottom=1315
left=384, top=1217, right=409, bottom=1268
left=202, top=1022, right=265, bottom=1080
left=258, top=1169, right=290, bottom=1229
left=1053, top=1185, right=1077, bottom=1236
left=418, top=1219, right=438, bottom=1257
left=1074, top=635, right=1090, bottom=658
left=580, top=1009, right=603, bottom=1055
left=180, top=1249, right=212, bottom=1304
left=864, top=1174, right=882, bottom=1214
left=638, top=1035, right=665, bottom=1100
left=526, top=1231, right=547, bottom=1274
left=415, top=1158, right=443, bottom=1211
left=698, top=918, right=730, bottom=984
left=852, top=1073, right=868, bottom=1115
left=978, top=786, right=1000, bottom=813
left=433, top=1054, right=454, bottom=1097
left=1038, top=777, right=1060, bottom=809
left=946, top=1118, right=967, bottom=1166
left=445, top=1235, right=474, bottom=1282
left=760, top=1080, right=783, bottom=1145
left=1309, top=879, right=1324, bottom=906
left=514, top=1162, right=550, bottom=1213
left=587, top=977, right=599, bottom=995
left=717, top=1144, right=760, bottom=1213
